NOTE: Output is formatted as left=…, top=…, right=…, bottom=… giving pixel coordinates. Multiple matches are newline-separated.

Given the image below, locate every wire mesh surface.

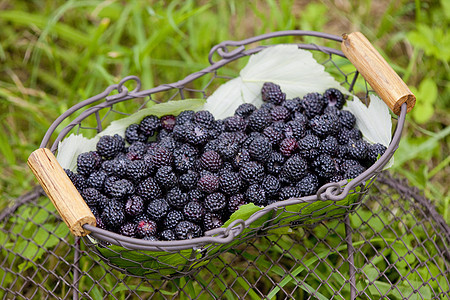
left=1, top=172, right=449, bottom=299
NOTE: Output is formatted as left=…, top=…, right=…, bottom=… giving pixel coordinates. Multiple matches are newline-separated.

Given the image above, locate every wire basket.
left=27, top=31, right=416, bottom=279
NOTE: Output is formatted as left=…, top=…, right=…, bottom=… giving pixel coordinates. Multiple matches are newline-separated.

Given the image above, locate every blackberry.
left=270, top=105, right=290, bottom=122
left=219, top=171, right=242, bottom=195
left=66, top=169, right=87, bottom=191
left=266, top=152, right=285, bottom=176
left=125, top=123, right=147, bottom=144
left=203, top=212, right=223, bottom=231
left=95, top=216, right=107, bottom=230
left=126, top=159, right=150, bottom=180
left=77, top=151, right=101, bottom=177
left=323, top=88, right=346, bottom=109
left=119, top=222, right=137, bottom=237
left=261, top=82, right=286, bottom=105
left=139, top=115, right=160, bottom=136
left=248, top=109, right=272, bottom=132
left=235, top=103, right=257, bottom=119
left=110, top=158, right=129, bottom=177
left=263, top=125, right=284, bottom=146
left=228, top=194, right=245, bottom=214
left=224, top=115, right=247, bottom=132
left=136, top=217, right=158, bottom=238
left=340, top=159, right=362, bottom=173
left=188, top=188, right=205, bottom=202
left=323, top=105, right=340, bottom=115
left=158, top=136, right=178, bottom=152
left=96, top=193, right=110, bottom=211
left=285, top=120, right=307, bottom=140
left=339, top=110, right=356, bottom=129
left=348, top=139, right=369, bottom=161
left=319, top=135, right=338, bottom=156
left=124, top=195, right=145, bottom=217
left=309, top=113, right=340, bottom=138
left=148, top=145, right=173, bottom=168
left=279, top=138, right=298, bottom=157
left=344, top=165, right=366, bottom=179
left=282, top=98, right=301, bottom=112
left=147, top=198, right=170, bottom=221
left=313, top=154, right=338, bottom=179
left=204, top=192, right=227, bottom=213
left=261, top=175, right=281, bottom=196
left=172, top=124, right=187, bottom=141
left=193, top=110, right=214, bottom=128
left=298, top=134, right=320, bottom=160
left=209, top=120, right=225, bottom=139
left=279, top=186, right=302, bottom=200
left=302, top=93, right=325, bottom=118
left=239, top=161, right=264, bottom=184
left=204, top=139, right=221, bottom=153
left=166, top=187, right=189, bottom=209
left=217, top=137, right=239, bottom=160
left=155, top=166, right=177, bottom=190
left=248, top=136, right=272, bottom=162
left=329, top=173, right=344, bottom=183
left=96, top=135, right=124, bottom=159
left=143, top=235, right=158, bottom=241
left=176, top=110, right=195, bottom=125
left=158, top=128, right=172, bottom=140
left=245, top=184, right=267, bottom=206
left=173, top=144, right=197, bottom=173
left=200, top=150, right=223, bottom=172
left=293, top=112, right=309, bottom=125
left=160, top=115, right=177, bottom=131
left=179, top=170, right=199, bottom=191
left=184, top=124, right=209, bottom=145
left=348, top=128, right=363, bottom=140
left=175, top=221, right=202, bottom=240
left=101, top=199, right=125, bottom=229
left=197, top=173, right=219, bottom=194
left=296, top=173, right=319, bottom=196
left=336, top=144, right=349, bottom=159
left=183, top=201, right=206, bottom=223
left=159, top=229, right=176, bottom=241
left=106, top=178, right=134, bottom=199
left=281, top=155, right=308, bottom=181
left=136, top=177, right=162, bottom=201
left=81, top=187, right=102, bottom=207
left=87, top=170, right=107, bottom=190
left=126, top=141, right=147, bottom=160
left=164, top=210, right=184, bottom=230
left=367, top=143, right=387, bottom=164
left=231, top=148, right=251, bottom=169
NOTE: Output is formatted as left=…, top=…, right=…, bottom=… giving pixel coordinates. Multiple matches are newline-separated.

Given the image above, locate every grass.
left=0, top=0, right=448, bottom=298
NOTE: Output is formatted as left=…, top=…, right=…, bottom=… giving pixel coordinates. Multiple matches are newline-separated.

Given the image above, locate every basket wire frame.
left=34, top=30, right=404, bottom=276
left=2, top=30, right=448, bottom=298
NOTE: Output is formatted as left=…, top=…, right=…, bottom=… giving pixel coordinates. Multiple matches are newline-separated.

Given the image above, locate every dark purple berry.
left=261, top=82, right=286, bottom=105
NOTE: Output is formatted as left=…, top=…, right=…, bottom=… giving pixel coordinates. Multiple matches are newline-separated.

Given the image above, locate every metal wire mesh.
left=1, top=173, right=448, bottom=299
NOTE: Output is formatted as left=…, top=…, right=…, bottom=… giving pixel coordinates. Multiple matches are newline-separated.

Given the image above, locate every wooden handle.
left=341, top=32, right=416, bottom=115
left=27, top=148, right=96, bottom=236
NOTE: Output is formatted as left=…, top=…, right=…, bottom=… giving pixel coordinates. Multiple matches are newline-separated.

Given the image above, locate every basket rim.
left=35, top=30, right=408, bottom=251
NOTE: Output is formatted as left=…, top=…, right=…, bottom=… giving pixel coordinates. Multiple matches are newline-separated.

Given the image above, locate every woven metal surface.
left=1, top=172, right=449, bottom=299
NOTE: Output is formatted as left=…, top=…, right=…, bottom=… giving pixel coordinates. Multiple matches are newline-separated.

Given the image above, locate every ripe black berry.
left=204, top=192, right=227, bottom=213
left=239, top=161, right=264, bottom=184
left=323, top=88, right=346, bottom=109
left=261, top=82, right=286, bottom=105
left=147, top=198, right=170, bottom=221
left=97, top=135, right=124, bottom=159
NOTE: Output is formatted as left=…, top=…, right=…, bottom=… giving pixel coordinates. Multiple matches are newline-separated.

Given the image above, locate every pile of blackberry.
left=66, top=82, right=386, bottom=241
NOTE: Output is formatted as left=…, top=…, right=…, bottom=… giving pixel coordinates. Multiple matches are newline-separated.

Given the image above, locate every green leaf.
left=96, top=243, right=204, bottom=278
